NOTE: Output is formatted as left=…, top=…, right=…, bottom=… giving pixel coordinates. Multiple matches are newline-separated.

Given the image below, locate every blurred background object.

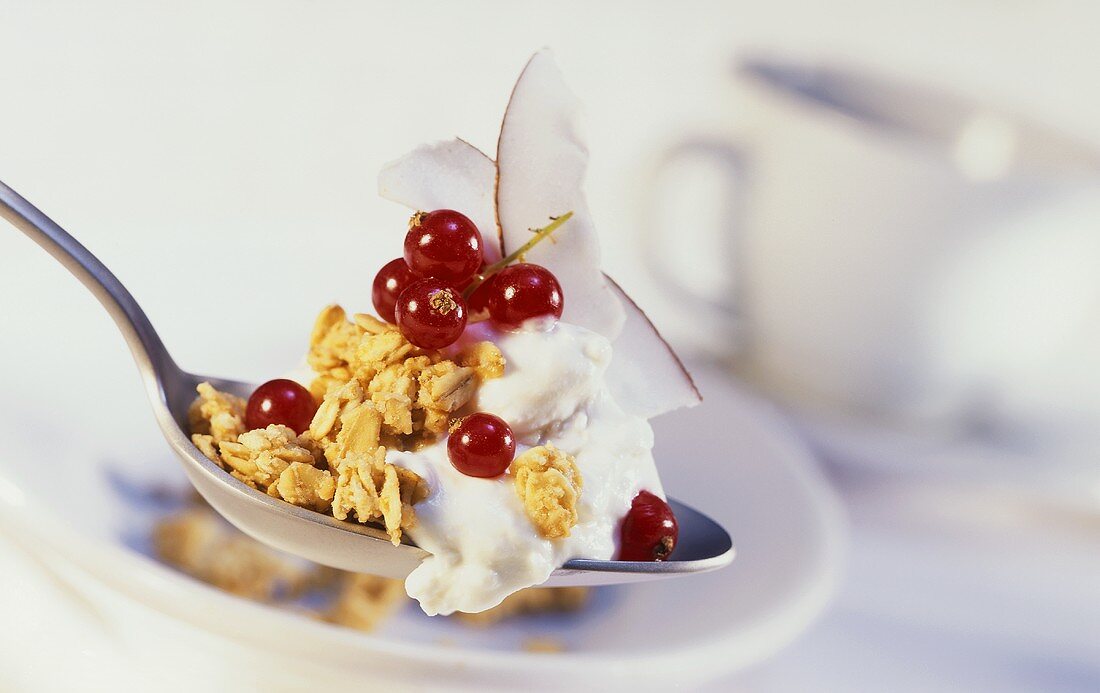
left=1, top=1, right=1100, bottom=691
left=645, top=56, right=1100, bottom=503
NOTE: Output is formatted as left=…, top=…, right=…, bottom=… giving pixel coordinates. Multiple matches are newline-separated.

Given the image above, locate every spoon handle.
left=0, top=179, right=180, bottom=389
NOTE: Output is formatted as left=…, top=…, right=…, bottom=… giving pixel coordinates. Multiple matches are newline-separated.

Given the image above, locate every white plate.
left=0, top=233, right=843, bottom=688
left=0, top=359, right=842, bottom=689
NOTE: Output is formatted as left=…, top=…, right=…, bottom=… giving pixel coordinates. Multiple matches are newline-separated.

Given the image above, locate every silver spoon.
left=0, top=180, right=733, bottom=586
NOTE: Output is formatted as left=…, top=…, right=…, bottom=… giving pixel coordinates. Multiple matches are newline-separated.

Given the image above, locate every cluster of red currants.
left=372, top=209, right=564, bottom=350
left=367, top=210, right=548, bottom=480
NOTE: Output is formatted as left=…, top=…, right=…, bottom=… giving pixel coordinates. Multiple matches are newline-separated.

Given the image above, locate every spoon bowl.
left=0, top=179, right=734, bottom=586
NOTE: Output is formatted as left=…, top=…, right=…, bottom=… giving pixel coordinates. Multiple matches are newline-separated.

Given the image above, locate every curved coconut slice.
left=378, top=138, right=502, bottom=261
left=605, top=275, right=701, bottom=418
left=495, top=49, right=625, bottom=340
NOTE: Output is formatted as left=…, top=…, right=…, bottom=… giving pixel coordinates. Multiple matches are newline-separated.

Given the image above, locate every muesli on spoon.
left=188, top=49, right=701, bottom=615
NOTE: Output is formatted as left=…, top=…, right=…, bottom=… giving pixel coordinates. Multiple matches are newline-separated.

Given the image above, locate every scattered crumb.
left=152, top=508, right=314, bottom=601
left=324, top=573, right=408, bottom=632
left=522, top=636, right=567, bottom=653
left=152, top=505, right=593, bottom=634
left=456, top=587, right=589, bottom=626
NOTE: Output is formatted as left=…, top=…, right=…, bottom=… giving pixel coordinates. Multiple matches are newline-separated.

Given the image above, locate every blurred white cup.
left=644, top=59, right=1100, bottom=468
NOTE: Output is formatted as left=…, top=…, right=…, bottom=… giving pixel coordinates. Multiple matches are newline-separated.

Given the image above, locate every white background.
left=3, top=0, right=1100, bottom=368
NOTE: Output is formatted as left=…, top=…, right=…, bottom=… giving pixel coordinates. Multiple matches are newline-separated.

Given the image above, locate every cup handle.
left=642, top=138, right=749, bottom=352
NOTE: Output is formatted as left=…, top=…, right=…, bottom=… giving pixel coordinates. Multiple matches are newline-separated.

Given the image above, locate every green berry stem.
left=463, top=211, right=573, bottom=298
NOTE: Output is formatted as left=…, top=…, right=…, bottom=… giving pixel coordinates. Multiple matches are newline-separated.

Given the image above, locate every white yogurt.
left=389, top=320, right=664, bottom=615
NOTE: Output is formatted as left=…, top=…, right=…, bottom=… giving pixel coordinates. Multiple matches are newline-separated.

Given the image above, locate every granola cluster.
left=307, top=305, right=491, bottom=448
left=188, top=382, right=247, bottom=460
left=455, top=585, right=588, bottom=626
left=188, top=304, right=507, bottom=545
left=510, top=445, right=583, bottom=539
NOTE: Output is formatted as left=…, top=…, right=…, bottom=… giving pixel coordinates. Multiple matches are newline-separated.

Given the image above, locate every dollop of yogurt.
left=388, top=320, right=664, bottom=615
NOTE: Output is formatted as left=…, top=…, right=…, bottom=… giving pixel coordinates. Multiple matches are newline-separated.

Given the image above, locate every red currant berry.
left=487, top=263, right=564, bottom=329
left=619, top=491, right=678, bottom=561
left=372, top=258, right=418, bottom=324
left=447, top=413, right=516, bottom=477
left=404, top=209, right=484, bottom=283
left=245, top=379, right=318, bottom=434
left=395, top=278, right=468, bottom=349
